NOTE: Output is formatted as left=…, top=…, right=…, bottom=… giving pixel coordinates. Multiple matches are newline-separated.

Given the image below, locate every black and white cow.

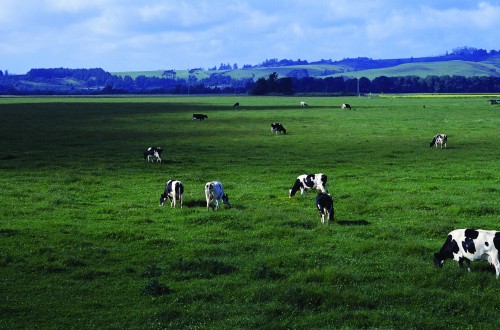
left=341, top=103, right=351, bottom=109
left=316, top=192, right=334, bottom=224
left=205, top=181, right=230, bottom=210
left=271, top=123, right=287, bottom=135
left=193, top=114, right=208, bottom=121
left=144, top=147, right=163, bottom=162
left=429, top=133, right=447, bottom=149
left=289, top=173, right=328, bottom=197
left=160, top=180, right=184, bottom=208
left=233, top=102, right=240, bottom=107
left=434, top=229, right=500, bottom=278
left=300, top=101, right=309, bottom=107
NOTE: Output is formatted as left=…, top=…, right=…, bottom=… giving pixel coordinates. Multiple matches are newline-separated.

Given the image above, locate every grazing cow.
left=271, top=123, right=287, bottom=135
left=300, top=101, right=309, bottom=107
left=192, top=114, right=208, bottom=121
left=341, top=103, right=351, bottom=109
left=160, top=180, right=184, bottom=208
left=143, top=147, right=163, bottom=163
left=490, top=99, right=498, bottom=105
left=316, top=192, right=334, bottom=224
left=429, top=133, right=447, bottom=149
left=233, top=102, right=240, bottom=107
left=205, top=181, right=230, bottom=210
left=289, top=173, right=328, bottom=197
left=434, top=229, right=500, bottom=278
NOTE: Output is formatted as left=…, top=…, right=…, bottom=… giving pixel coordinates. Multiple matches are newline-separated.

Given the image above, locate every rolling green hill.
left=113, top=55, right=500, bottom=80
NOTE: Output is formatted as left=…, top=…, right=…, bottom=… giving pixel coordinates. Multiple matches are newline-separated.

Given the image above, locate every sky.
left=1, top=0, right=500, bottom=74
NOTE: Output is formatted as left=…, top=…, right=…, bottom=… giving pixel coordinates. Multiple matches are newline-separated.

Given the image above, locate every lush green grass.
left=1, top=95, right=499, bottom=329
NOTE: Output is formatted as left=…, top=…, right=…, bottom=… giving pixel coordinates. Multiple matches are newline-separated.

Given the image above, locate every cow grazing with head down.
left=341, top=103, right=351, bottom=110
left=160, top=180, right=184, bottom=208
left=434, top=229, right=500, bottom=278
left=289, top=173, right=328, bottom=197
left=205, top=181, right=230, bottom=210
left=144, top=147, right=163, bottom=162
left=300, top=101, right=309, bottom=107
left=193, top=114, right=208, bottom=121
left=233, top=102, right=240, bottom=107
left=271, top=123, right=287, bottom=135
left=316, top=192, right=334, bottom=224
left=430, top=133, right=447, bottom=149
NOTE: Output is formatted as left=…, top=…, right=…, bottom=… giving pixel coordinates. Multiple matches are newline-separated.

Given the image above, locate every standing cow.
left=341, top=104, right=351, bottom=110
left=429, top=133, right=447, bottom=149
left=300, top=101, right=309, bottom=107
left=144, top=147, right=163, bottom=162
left=160, top=180, right=184, bottom=208
left=271, top=123, right=287, bottom=135
left=289, top=173, right=328, bottom=197
left=205, top=181, right=230, bottom=210
left=434, top=228, right=500, bottom=278
left=316, top=192, right=334, bottom=224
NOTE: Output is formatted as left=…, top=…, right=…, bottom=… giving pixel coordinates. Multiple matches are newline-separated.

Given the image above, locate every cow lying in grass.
left=192, top=114, right=208, bottom=121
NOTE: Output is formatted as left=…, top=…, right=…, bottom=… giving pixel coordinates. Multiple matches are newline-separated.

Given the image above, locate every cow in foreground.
left=160, top=180, right=184, bottom=208
left=144, top=147, right=163, bottom=162
left=205, top=181, right=230, bottom=210
left=193, top=114, right=208, bottom=121
left=289, top=173, right=328, bottom=197
left=300, top=101, right=309, bottom=107
left=430, top=133, right=447, bottom=149
left=316, top=192, right=334, bottom=224
left=271, top=123, right=287, bottom=135
left=341, top=103, right=351, bottom=109
left=434, top=229, right=500, bottom=278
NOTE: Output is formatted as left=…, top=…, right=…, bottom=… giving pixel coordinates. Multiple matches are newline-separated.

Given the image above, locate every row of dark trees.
left=1, top=68, right=499, bottom=95
left=250, top=73, right=500, bottom=95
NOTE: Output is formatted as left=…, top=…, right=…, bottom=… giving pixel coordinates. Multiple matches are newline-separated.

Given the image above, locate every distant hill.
left=2, top=47, right=499, bottom=95
left=113, top=50, right=500, bottom=81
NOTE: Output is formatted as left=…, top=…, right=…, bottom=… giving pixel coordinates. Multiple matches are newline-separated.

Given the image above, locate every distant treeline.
left=1, top=67, right=499, bottom=95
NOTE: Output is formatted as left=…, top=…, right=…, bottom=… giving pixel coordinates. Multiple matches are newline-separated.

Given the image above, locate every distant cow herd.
left=142, top=101, right=500, bottom=279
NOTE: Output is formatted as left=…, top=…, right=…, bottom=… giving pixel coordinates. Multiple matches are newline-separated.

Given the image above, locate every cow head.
left=159, top=193, right=168, bottom=206
left=434, top=253, right=445, bottom=268
left=222, top=193, right=230, bottom=206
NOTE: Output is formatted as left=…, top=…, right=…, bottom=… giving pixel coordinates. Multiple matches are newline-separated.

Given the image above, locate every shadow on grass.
left=336, top=220, right=371, bottom=226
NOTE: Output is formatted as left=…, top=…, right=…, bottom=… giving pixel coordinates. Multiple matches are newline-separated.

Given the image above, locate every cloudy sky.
left=1, top=0, right=500, bottom=74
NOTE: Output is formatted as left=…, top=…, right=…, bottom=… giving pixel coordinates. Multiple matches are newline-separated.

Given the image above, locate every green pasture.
left=1, top=95, right=499, bottom=329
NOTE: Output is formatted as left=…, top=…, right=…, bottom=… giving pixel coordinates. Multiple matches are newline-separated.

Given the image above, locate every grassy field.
left=1, top=95, right=499, bottom=329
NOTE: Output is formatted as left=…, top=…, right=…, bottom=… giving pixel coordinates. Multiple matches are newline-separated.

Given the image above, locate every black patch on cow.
left=485, top=242, right=489, bottom=247
left=462, top=229, right=478, bottom=254
left=494, top=232, right=500, bottom=251
left=304, top=174, right=316, bottom=188
left=320, top=175, right=327, bottom=189
left=464, top=228, right=479, bottom=239
left=166, top=180, right=173, bottom=194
